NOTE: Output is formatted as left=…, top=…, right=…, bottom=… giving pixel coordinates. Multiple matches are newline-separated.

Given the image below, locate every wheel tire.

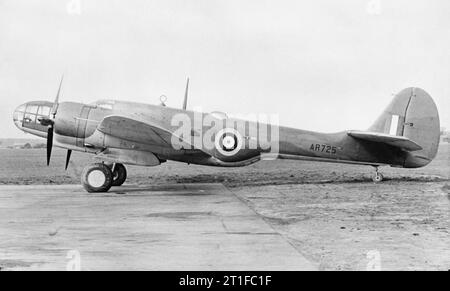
left=111, top=163, right=127, bottom=187
left=81, top=163, right=114, bottom=193
left=372, top=172, right=384, bottom=183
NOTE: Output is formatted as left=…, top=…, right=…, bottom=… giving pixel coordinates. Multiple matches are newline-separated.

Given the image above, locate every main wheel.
left=372, top=172, right=384, bottom=183
left=81, top=163, right=114, bottom=193
left=111, top=163, right=127, bottom=187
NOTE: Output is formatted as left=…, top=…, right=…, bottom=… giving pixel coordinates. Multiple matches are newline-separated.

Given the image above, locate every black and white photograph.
left=0, top=0, right=449, bottom=275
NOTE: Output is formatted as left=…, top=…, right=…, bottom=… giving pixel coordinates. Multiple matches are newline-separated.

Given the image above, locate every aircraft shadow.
left=104, top=175, right=448, bottom=195
left=107, top=183, right=219, bottom=195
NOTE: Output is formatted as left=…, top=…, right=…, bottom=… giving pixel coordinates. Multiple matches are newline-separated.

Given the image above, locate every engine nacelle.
left=54, top=102, right=92, bottom=138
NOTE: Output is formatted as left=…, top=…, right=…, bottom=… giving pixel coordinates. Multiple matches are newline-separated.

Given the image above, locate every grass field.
left=0, top=144, right=448, bottom=186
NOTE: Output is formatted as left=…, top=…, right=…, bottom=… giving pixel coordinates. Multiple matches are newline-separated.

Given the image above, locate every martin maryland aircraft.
left=13, top=78, right=440, bottom=193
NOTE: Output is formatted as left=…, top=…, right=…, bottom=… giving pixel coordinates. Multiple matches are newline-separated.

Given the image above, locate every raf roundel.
left=214, top=128, right=243, bottom=157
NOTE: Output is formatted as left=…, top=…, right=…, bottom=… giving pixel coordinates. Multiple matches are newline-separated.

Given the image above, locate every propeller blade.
left=65, top=150, right=72, bottom=170
left=182, top=77, right=189, bottom=110
left=51, top=75, right=64, bottom=117
left=47, top=126, right=53, bottom=166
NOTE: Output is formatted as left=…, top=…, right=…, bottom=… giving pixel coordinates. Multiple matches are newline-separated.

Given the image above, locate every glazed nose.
left=13, top=104, right=26, bottom=129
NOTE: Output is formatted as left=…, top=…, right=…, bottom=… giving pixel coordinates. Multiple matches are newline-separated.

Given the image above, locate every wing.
left=97, top=115, right=191, bottom=149
left=97, top=115, right=264, bottom=164
left=347, top=130, right=422, bottom=151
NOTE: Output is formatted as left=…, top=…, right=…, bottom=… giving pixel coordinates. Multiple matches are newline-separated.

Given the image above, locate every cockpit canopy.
left=13, top=101, right=54, bottom=132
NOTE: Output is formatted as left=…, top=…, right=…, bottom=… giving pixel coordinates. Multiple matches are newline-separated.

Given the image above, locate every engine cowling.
left=54, top=102, right=90, bottom=138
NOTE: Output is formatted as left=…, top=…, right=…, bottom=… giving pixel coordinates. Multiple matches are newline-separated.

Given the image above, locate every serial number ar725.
left=310, top=143, right=338, bottom=154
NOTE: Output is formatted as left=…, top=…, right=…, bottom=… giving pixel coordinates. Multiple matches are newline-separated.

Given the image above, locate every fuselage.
left=13, top=99, right=425, bottom=169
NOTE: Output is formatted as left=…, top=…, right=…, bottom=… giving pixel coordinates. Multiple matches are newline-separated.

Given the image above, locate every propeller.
left=65, top=150, right=72, bottom=170
left=46, top=125, right=54, bottom=166
left=182, top=77, right=189, bottom=110
left=51, top=75, right=64, bottom=118
left=38, top=75, right=72, bottom=168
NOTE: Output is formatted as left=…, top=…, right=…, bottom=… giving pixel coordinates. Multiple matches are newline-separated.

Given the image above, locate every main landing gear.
left=81, top=163, right=128, bottom=193
left=111, top=163, right=127, bottom=187
left=372, top=166, right=384, bottom=183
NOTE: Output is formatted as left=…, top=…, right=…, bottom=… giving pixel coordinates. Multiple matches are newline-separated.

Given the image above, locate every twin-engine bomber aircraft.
left=13, top=79, right=440, bottom=193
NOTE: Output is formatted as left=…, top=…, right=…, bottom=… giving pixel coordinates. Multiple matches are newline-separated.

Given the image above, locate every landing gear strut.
left=372, top=166, right=384, bottom=183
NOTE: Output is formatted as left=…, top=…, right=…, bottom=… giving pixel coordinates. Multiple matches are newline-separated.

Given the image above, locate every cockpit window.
left=14, top=102, right=53, bottom=133
left=13, top=111, right=24, bottom=122
left=93, top=100, right=115, bottom=110
left=98, top=103, right=113, bottom=110
left=24, top=113, right=36, bottom=123
left=13, top=105, right=25, bottom=122
left=16, top=105, right=26, bottom=113
left=38, top=106, right=51, bottom=116
left=26, top=105, right=39, bottom=114
left=16, top=104, right=52, bottom=126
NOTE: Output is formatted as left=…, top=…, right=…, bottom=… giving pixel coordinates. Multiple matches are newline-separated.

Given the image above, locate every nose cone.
left=12, top=101, right=54, bottom=138
left=13, top=103, right=26, bottom=130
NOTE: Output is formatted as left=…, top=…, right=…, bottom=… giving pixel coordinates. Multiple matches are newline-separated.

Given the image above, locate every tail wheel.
left=373, top=171, right=384, bottom=183
left=81, top=163, right=113, bottom=193
left=111, top=163, right=127, bottom=187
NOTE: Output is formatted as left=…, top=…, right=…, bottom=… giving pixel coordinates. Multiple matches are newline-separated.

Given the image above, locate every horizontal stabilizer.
left=347, top=130, right=422, bottom=151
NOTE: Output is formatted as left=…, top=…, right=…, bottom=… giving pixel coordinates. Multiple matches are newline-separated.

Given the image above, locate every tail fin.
left=369, top=87, right=440, bottom=168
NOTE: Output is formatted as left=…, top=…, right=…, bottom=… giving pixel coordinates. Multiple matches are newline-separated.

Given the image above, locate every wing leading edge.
left=97, top=115, right=191, bottom=149
left=347, top=130, right=422, bottom=151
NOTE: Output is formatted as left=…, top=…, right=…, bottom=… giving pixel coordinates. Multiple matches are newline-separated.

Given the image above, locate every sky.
left=0, top=0, right=449, bottom=138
